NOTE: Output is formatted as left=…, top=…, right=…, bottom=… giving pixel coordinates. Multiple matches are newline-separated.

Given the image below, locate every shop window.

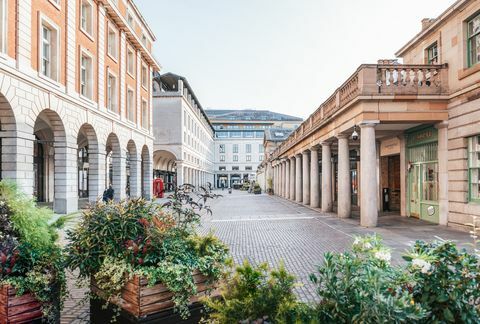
left=422, top=162, right=438, bottom=201
left=468, top=135, right=480, bottom=202
left=467, top=12, right=480, bottom=67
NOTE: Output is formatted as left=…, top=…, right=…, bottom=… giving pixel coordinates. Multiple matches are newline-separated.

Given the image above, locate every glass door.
left=409, top=164, right=421, bottom=218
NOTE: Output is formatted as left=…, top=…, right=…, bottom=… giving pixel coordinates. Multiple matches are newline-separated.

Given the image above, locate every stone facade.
left=0, top=0, right=159, bottom=213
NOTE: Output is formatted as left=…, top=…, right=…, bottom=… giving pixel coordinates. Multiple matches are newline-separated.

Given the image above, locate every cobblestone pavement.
left=60, top=190, right=473, bottom=322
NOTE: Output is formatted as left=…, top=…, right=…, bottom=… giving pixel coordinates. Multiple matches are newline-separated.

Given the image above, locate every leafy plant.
left=203, top=260, right=315, bottom=323
left=66, top=184, right=229, bottom=320
left=403, top=240, right=480, bottom=323
left=0, top=180, right=66, bottom=323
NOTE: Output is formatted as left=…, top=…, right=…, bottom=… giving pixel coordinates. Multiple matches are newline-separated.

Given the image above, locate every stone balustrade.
left=273, top=63, right=449, bottom=158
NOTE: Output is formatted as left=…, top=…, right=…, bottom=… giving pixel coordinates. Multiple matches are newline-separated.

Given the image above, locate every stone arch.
left=153, top=149, right=177, bottom=191
left=141, top=145, right=152, bottom=199
left=77, top=124, right=101, bottom=205
left=34, top=109, right=76, bottom=213
left=126, top=139, right=141, bottom=198
left=106, top=132, right=125, bottom=201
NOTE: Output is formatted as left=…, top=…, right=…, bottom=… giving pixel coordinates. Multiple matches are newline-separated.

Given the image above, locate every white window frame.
left=79, top=48, right=93, bottom=99
left=48, top=0, right=61, bottom=10
left=127, top=45, right=135, bottom=76
left=107, top=22, right=118, bottom=61
left=0, top=0, right=7, bottom=55
left=80, top=0, right=94, bottom=39
left=141, top=62, right=148, bottom=89
left=127, top=86, right=135, bottom=122
left=141, top=98, right=148, bottom=130
left=126, top=9, right=134, bottom=27
left=106, top=70, right=118, bottom=113
left=38, top=14, right=60, bottom=82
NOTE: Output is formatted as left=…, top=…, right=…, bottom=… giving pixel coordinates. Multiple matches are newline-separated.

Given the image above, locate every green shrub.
left=66, top=185, right=229, bottom=319
left=0, top=180, right=66, bottom=322
left=403, top=240, right=480, bottom=323
left=203, top=260, right=316, bottom=323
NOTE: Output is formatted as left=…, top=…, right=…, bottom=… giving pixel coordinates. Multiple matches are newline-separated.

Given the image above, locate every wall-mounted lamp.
left=351, top=125, right=359, bottom=141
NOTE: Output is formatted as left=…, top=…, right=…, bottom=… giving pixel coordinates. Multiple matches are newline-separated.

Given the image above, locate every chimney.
left=421, top=18, right=435, bottom=31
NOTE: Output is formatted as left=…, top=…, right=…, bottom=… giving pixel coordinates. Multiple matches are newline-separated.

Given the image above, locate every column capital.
left=320, top=141, right=332, bottom=147
left=309, top=144, right=321, bottom=151
left=302, top=150, right=310, bottom=156
left=435, top=121, right=449, bottom=129
left=358, top=120, right=380, bottom=128
left=336, top=133, right=350, bottom=140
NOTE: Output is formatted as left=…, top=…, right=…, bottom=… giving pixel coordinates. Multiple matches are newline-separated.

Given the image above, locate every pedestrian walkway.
left=60, top=189, right=473, bottom=322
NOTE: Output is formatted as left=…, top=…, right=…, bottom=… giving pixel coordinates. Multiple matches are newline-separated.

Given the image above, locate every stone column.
left=302, top=151, right=310, bottom=205
left=53, top=143, right=78, bottom=213
left=281, top=161, right=286, bottom=197
left=295, top=154, right=302, bottom=203
left=436, top=122, right=449, bottom=226
left=310, top=147, right=320, bottom=208
left=88, top=144, right=106, bottom=203
left=176, top=161, right=184, bottom=186
left=285, top=159, right=290, bottom=199
left=321, top=142, right=332, bottom=212
left=129, top=153, right=142, bottom=198
left=142, top=152, right=153, bottom=200
left=360, top=122, right=378, bottom=227
left=399, top=136, right=407, bottom=217
left=337, top=135, right=351, bottom=218
left=289, top=157, right=295, bottom=201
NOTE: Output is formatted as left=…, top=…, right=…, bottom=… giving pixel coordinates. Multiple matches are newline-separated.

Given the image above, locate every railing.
left=272, top=63, right=449, bottom=159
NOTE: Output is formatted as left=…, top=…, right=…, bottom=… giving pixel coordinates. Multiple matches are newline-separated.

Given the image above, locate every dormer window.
left=467, top=12, right=480, bottom=67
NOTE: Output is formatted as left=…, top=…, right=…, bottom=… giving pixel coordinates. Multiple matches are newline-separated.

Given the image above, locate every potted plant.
left=66, top=184, right=230, bottom=322
left=253, top=184, right=262, bottom=195
left=0, top=181, right=66, bottom=323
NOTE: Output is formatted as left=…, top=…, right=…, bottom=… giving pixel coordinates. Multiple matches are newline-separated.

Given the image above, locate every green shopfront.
left=406, top=126, right=439, bottom=224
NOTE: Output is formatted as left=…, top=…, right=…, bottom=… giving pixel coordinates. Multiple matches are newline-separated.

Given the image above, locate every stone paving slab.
left=60, top=190, right=473, bottom=322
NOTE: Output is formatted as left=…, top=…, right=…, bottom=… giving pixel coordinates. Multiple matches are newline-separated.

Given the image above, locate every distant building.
left=205, top=109, right=302, bottom=188
left=152, top=73, right=215, bottom=190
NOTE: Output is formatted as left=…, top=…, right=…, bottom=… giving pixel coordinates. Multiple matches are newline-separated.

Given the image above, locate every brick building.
left=0, top=0, right=160, bottom=213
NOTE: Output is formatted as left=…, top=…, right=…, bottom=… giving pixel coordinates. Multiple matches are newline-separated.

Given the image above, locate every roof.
left=395, top=0, right=469, bottom=57
left=153, top=72, right=214, bottom=132
left=205, top=109, right=303, bottom=122
left=264, top=128, right=295, bottom=142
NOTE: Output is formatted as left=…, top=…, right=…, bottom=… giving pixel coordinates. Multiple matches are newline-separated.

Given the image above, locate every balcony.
left=277, top=63, right=449, bottom=155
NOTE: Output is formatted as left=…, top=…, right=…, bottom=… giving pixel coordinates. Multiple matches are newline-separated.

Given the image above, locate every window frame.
left=79, top=48, right=94, bottom=99
left=141, top=62, right=148, bottom=89
left=106, top=70, right=118, bottom=113
left=38, top=14, right=60, bottom=82
left=127, top=45, right=135, bottom=76
left=426, top=42, right=438, bottom=65
left=126, top=86, right=135, bottom=122
left=467, top=12, right=480, bottom=68
left=107, top=22, right=119, bottom=61
left=141, top=98, right=149, bottom=130
left=0, top=0, right=7, bottom=55
left=468, top=135, right=480, bottom=203
left=80, top=0, right=94, bottom=39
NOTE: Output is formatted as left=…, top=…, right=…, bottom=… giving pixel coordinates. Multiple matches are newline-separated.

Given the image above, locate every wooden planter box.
left=0, top=285, right=43, bottom=324
left=91, top=270, right=217, bottom=319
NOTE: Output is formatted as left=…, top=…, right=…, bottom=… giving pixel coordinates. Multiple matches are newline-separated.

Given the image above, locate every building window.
left=468, top=13, right=480, bottom=67
left=219, top=144, right=225, bottom=153
left=259, top=144, right=264, bottom=153
left=259, top=155, right=263, bottom=161
left=246, top=155, right=251, bottom=162
left=40, top=20, right=59, bottom=81
left=244, top=131, right=254, bottom=138
left=220, top=155, right=225, bottom=162
left=141, top=99, right=148, bottom=129
left=80, top=0, right=93, bottom=36
left=80, top=52, right=92, bottom=98
left=107, top=24, right=118, bottom=60
left=245, top=166, right=252, bottom=171
left=141, top=63, right=148, bottom=88
left=219, top=166, right=226, bottom=171
left=233, top=155, right=238, bottom=162
left=232, top=166, right=239, bottom=171
left=127, top=89, right=135, bottom=122
left=107, top=72, right=117, bottom=113
left=246, top=144, right=251, bottom=153
left=141, top=33, right=147, bottom=45
left=233, top=144, right=238, bottom=153
left=127, top=47, right=135, bottom=75
left=468, top=135, right=480, bottom=202
left=0, top=0, right=6, bottom=54
left=426, top=42, right=438, bottom=64
left=127, top=10, right=134, bottom=27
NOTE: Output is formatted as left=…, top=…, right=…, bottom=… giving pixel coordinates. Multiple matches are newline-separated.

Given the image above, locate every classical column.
left=54, top=143, right=79, bottom=213
left=295, top=154, right=302, bottom=203
left=285, top=159, right=290, bottom=199
left=321, top=142, right=332, bottom=212
left=281, top=161, right=286, bottom=197
left=176, top=161, right=184, bottom=186
left=310, top=147, right=320, bottom=208
left=302, top=151, right=310, bottom=205
left=436, top=122, right=449, bottom=225
left=360, top=122, right=378, bottom=227
left=289, top=157, right=295, bottom=201
left=337, top=134, right=351, bottom=218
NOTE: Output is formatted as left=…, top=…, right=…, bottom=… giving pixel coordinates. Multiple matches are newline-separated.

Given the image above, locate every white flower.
left=363, top=242, right=372, bottom=250
left=412, top=258, right=432, bottom=274
left=353, top=237, right=361, bottom=246
left=374, top=250, right=391, bottom=262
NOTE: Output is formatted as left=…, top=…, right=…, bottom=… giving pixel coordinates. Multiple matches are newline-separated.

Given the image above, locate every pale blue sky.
left=136, top=0, right=453, bottom=119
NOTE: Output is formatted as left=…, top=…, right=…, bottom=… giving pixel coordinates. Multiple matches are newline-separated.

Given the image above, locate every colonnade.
left=272, top=122, right=378, bottom=227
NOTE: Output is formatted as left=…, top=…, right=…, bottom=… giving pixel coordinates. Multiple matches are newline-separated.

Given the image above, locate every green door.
left=409, top=164, right=421, bottom=218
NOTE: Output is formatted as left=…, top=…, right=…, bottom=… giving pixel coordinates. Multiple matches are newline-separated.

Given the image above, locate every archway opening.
left=77, top=124, right=99, bottom=206
left=153, top=150, right=177, bottom=192
left=141, top=145, right=152, bottom=199
left=106, top=133, right=121, bottom=201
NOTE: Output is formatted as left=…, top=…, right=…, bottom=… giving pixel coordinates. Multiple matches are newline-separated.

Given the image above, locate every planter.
left=91, top=270, right=217, bottom=319
left=0, top=285, right=43, bottom=324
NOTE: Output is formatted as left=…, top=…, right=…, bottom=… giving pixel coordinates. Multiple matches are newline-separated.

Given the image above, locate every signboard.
left=380, top=137, right=400, bottom=156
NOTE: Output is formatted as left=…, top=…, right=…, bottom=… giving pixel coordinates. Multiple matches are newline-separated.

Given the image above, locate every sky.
left=136, top=0, right=453, bottom=119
